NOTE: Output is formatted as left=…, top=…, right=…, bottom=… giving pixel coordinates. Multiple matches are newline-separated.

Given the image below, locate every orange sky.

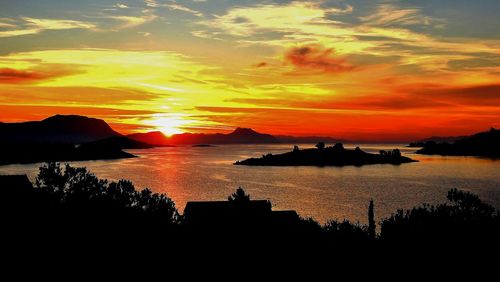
left=1, top=1, right=499, bottom=141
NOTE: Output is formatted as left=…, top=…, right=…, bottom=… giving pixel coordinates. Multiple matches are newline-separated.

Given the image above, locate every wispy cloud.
left=114, top=3, right=129, bottom=9
left=0, top=21, right=16, bottom=28
left=328, top=4, right=353, bottom=15
left=0, top=17, right=96, bottom=38
left=110, top=15, right=156, bottom=29
left=23, top=17, right=96, bottom=30
left=0, top=66, right=81, bottom=84
left=144, top=0, right=159, bottom=8
left=164, top=2, right=203, bottom=17
left=359, top=4, right=436, bottom=26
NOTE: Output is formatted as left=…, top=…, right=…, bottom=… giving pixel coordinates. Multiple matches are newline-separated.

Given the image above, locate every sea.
left=1, top=144, right=499, bottom=224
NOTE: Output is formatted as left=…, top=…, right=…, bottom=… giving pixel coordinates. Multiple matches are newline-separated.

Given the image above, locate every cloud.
left=411, top=84, right=500, bottom=106
left=0, top=21, right=15, bottom=28
left=144, top=0, right=159, bottom=8
left=110, top=15, right=156, bottom=29
left=0, top=67, right=81, bottom=84
left=114, top=3, right=129, bottom=9
left=0, top=17, right=96, bottom=38
left=284, top=44, right=355, bottom=74
left=328, top=4, right=353, bottom=15
left=194, top=1, right=499, bottom=76
left=164, top=3, right=203, bottom=17
left=359, top=4, right=435, bottom=26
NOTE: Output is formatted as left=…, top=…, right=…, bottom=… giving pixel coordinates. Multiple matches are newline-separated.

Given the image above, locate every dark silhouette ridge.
left=128, top=127, right=279, bottom=145
left=235, top=143, right=416, bottom=166
left=131, top=129, right=347, bottom=145
left=407, top=135, right=468, bottom=147
left=416, top=128, right=500, bottom=157
left=0, top=114, right=121, bottom=145
left=0, top=115, right=153, bottom=165
left=169, top=127, right=280, bottom=145
left=81, top=136, right=152, bottom=150
left=127, top=131, right=175, bottom=147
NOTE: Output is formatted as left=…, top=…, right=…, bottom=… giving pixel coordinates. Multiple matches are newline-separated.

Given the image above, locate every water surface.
left=2, top=144, right=499, bottom=224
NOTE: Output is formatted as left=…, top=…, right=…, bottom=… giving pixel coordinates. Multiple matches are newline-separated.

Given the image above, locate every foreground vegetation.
left=2, top=162, right=499, bottom=255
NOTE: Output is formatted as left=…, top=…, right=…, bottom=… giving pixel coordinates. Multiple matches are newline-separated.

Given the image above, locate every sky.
left=0, top=0, right=499, bottom=141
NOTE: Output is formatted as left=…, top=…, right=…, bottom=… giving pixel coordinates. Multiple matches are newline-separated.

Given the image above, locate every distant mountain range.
left=0, top=115, right=342, bottom=147
left=0, top=114, right=345, bottom=165
left=128, top=127, right=280, bottom=145
left=407, top=135, right=467, bottom=147
left=128, top=128, right=344, bottom=145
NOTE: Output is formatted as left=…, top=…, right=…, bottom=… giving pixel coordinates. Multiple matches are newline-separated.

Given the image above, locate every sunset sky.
left=1, top=0, right=499, bottom=141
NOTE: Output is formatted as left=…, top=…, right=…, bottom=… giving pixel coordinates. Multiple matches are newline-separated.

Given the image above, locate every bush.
left=35, top=162, right=179, bottom=225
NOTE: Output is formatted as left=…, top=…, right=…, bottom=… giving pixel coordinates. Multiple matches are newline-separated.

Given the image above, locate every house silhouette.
left=183, top=200, right=300, bottom=230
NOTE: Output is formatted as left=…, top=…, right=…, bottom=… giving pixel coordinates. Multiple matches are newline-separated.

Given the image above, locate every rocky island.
left=235, top=143, right=416, bottom=167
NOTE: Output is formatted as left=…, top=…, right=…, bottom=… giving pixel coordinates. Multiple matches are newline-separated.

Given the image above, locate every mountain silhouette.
left=127, top=131, right=173, bottom=146
left=131, top=127, right=280, bottom=145
left=408, top=135, right=467, bottom=147
left=0, top=115, right=142, bottom=165
left=0, top=114, right=121, bottom=145
left=81, top=136, right=152, bottom=150
left=416, top=128, right=500, bottom=157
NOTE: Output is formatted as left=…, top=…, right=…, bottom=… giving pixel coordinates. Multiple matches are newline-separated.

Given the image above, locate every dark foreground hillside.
left=1, top=163, right=499, bottom=266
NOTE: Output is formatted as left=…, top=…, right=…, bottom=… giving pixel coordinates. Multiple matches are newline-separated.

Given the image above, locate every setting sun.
left=147, top=114, right=192, bottom=136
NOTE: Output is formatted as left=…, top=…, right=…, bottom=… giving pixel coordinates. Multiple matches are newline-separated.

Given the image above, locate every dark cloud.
left=284, top=44, right=355, bottom=74
left=412, top=84, right=500, bottom=106
left=254, top=62, right=268, bottom=68
left=0, top=66, right=81, bottom=84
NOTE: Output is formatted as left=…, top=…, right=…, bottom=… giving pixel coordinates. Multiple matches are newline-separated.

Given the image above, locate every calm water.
left=2, top=144, right=500, bottom=224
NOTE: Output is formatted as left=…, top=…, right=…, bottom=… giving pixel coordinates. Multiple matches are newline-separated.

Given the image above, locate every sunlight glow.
left=147, top=114, right=192, bottom=136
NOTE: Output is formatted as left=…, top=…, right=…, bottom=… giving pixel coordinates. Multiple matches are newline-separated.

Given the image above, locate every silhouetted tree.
left=324, top=219, right=369, bottom=242
left=34, top=162, right=179, bottom=224
left=315, top=142, right=325, bottom=150
left=228, top=187, right=250, bottom=202
left=380, top=188, right=499, bottom=243
left=293, top=145, right=300, bottom=152
left=392, top=149, right=401, bottom=157
left=333, top=143, right=344, bottom=150
left=368, top=199, right=376, bottom=239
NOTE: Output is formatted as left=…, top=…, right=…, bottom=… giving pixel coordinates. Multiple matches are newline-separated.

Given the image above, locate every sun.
left=147, top=114, right=191, bottom=136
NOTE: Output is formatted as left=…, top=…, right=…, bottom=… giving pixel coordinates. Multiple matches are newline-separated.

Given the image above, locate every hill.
left=416, top=128, right=500, bottom=157
left=127, top=131, right=174, bottom=146
left=407, top=135, right=467, bottom=147
left=0, top=115, right=142, bottom=165
left=0, top=115, right=121, bottom=145
left=132, top=127, right=280, bottom=145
